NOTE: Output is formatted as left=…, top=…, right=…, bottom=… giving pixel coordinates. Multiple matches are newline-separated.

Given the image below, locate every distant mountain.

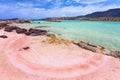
left=83, top=8, right=120, bottom=17
left=42, top=8, right=120, bottom=21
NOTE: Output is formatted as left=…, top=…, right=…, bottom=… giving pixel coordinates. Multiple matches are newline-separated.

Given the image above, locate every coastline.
left=0, top=20, right=120, bottom=58
left=42, top=17, right=120, bottom=22
left=0, top=19, right=120, bottom=80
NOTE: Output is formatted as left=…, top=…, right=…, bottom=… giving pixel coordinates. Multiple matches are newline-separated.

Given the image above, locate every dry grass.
left=46, top=36, right=74, bottom=46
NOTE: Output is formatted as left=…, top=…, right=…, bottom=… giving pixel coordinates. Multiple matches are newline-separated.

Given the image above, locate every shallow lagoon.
left=14, top=20, right=120, bottom=51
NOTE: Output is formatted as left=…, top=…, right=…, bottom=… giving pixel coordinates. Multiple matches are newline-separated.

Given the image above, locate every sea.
left=13, top=20, right=120, bottom=51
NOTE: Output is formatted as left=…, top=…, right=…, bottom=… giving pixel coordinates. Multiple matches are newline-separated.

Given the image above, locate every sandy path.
left=0, top=29, right=120, bottom=80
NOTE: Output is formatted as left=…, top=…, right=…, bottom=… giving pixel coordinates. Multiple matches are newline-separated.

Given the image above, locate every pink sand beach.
left=0, top=29, right=120, bottom=80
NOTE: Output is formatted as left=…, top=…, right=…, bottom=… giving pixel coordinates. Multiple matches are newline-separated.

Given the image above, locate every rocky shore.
left=0, top=20, right=50, bottom=36
left=0, top=19, right=120, bottom=59
left=74, top=41, right=120, bottom=59
left=0, top=19, right=120, bottom=80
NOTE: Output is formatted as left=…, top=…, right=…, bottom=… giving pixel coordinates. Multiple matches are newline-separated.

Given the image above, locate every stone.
left=27, top=28, right=47, bottom=36
left=46, top=34, right=56, bottom=37
left=4, top=26, right=17, bottom=32
left=23, top=47, right=30, bottom=50
left=15, top=27, right=27, bottom=34
left=0, top=23, right=8, bottom=29
left=75, top=42, right=97, bottom=52
left=0, top=35, right=8, bottom=39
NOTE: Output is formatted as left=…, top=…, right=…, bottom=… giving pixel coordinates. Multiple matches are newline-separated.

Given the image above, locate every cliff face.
left=84, top=8, right=120, bottom=17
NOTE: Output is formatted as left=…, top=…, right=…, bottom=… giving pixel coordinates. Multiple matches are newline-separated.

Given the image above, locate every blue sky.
left=0, top=0, right=120, bottom=19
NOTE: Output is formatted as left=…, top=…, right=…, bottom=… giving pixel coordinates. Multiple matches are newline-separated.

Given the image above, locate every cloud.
left=57, top=4, right=120, bottom=16
left=74, top=0, right=107, bottom=4
left=17, top=2, right=34, bottom=8
left=47, top=0, right=52, bottom=2
left=53, top=0, right=63, bottom=8
left=0, top=0, right=120, bottom=19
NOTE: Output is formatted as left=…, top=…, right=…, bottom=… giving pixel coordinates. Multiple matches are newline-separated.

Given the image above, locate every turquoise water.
left=15, top=20, right=120, bottom=51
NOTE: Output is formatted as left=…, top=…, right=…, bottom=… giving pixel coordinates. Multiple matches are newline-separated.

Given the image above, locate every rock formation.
left=26, top=28, right=47, bottom=36
left=75, top=41, right=120, bottom=59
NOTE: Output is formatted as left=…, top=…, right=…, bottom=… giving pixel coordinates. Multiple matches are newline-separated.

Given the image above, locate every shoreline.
left=0, top=19, right=120, bottom=58
left=42, top=17, right=120, bottom=22
left=0, top=19, right=120, bottom=80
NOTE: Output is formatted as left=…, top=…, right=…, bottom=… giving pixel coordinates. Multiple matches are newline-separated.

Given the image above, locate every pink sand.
left=0, top=29, right=120, bottom=80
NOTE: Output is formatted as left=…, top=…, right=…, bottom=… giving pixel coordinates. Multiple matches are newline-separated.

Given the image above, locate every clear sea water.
left=13, top=20, right=120, bottom=51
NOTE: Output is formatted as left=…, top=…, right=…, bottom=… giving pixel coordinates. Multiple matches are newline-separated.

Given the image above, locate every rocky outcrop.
left=75, top=41, right=120, bottom=59
left=0, top=19, right=30, bottom=30
left=15, top=27, right=27, bottom=34
left=4, top=26, right=17, bottom=32
left=1, top=22, right=48, bottom=36
left=0, top=23, right=8, bottom=29
left=75, top=41, right=98, bottom=52
left=102, top=50, right=120, bottom=59
left=26, top=28, right=47, bottom=36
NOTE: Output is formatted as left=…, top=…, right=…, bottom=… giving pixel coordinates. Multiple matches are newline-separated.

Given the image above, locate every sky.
left=0, top=0, right=120, bottom=19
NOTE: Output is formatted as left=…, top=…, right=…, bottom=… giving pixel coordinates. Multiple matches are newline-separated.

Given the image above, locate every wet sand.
left=0, top=29, right=120, bottom=80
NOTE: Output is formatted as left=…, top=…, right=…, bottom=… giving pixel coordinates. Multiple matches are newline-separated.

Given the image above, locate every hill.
left=84, top=8, right=120, bottom=17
